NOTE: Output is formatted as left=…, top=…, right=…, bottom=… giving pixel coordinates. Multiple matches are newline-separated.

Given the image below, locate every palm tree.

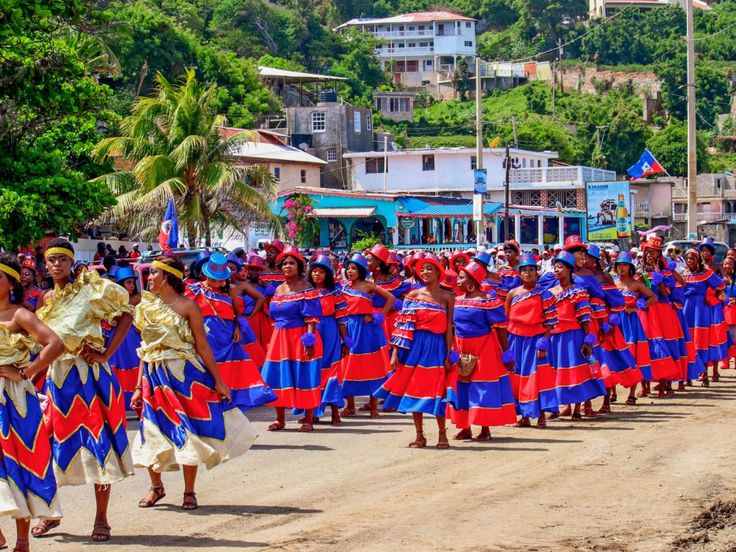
left=92, top=69, right=277, bottom=246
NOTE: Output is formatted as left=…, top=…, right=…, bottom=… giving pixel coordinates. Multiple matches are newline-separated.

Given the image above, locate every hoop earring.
left=467, top=283, right=476, bottom=293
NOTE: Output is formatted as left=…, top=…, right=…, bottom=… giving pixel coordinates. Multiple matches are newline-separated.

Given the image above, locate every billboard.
left=473, top=169, right=487, bottom=194
left=586, top=181, right=632, bottom=241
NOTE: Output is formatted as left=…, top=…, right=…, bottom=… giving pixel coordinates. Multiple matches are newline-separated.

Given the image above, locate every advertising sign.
left=586, top=181, right=632, bottom=241
left=472, top=194, right=483, bottom=222
left=473, top=169, right=487, bottom=194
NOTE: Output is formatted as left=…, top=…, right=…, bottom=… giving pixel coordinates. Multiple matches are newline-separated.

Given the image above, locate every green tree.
left=452, top=59, right=472, bottom=102
left=93, top=70, right=277, bottom=246
left=0, top=0, right=116, bottom=248
left=645, top=120, right=708, bottom=176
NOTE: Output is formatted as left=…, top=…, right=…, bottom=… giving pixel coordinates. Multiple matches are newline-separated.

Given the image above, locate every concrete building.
left=671, top=173, right=736, bottom=243
left=340, top=146, right=615, bottom=246
left=629, top=177, right=674, bottom=230
left=335, top=11, right=477, bottom=90
left=373, top=91, right=416, bottom=122
left=225, top=128, right=326, bottom=191
left=286, top=100, right=375, bottom=189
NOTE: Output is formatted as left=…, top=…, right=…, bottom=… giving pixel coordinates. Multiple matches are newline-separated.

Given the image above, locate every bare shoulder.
left=437, top=288, right=455, bottom=306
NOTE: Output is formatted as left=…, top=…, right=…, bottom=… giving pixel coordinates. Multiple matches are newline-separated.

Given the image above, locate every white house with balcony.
left=334, top=11, right=476, bottom=89
left=342, top=146, right=616, bottom=245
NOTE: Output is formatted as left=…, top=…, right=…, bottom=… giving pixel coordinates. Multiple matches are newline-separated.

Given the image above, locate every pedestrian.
left=506, top=253, right=559, bottom=428
left=0, top=254, right=65, bottom=552
left=375, top=254, right=455, bottom=449
left=338, top=252, right=395, bottom=418
left=34, top=239, right=135, bottom=542
left=261, top=246, right=323, bottom=432
left=447, top=260, right=517, bottom=441
left=131, top=255, right=257, bottom=511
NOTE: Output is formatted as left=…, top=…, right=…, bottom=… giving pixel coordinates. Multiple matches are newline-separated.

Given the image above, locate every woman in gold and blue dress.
left=0, top=254, right=65, bottom=552
left=131, top=255, right=257, bottom=512
left=34, top=238, right=135, bottom=542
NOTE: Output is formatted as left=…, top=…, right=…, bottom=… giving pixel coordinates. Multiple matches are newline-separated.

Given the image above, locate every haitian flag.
left=158, top=197, right=178, bottom=251
left=626, top=149, right=665, bottom=180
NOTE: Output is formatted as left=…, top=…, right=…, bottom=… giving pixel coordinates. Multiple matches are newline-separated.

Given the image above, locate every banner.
left=586, top=181, right=632, bottom=241
left=473, top=169, right=487, bottom=194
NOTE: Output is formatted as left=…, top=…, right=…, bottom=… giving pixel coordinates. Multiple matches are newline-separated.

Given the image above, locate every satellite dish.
left=555, top=201, right=563, bottom=211
left=298, top=142, right=309, bottom=151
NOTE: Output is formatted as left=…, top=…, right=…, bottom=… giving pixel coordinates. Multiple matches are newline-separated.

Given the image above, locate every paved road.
left=9, top=375, right=736, bottom=551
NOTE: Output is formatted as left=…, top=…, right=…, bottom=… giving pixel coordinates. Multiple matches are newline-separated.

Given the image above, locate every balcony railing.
left=372, top=30, right=434, bottom=39
left=505, top=166, right=616, bottom=186
left=634, top=202, right=650, bottom=216
left=672, top=211, right=733, bottom=223
left=378, top=46, right=435, bottom=56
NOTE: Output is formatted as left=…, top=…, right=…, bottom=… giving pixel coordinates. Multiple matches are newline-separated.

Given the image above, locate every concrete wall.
left=270, top=162, right=322, bottom=190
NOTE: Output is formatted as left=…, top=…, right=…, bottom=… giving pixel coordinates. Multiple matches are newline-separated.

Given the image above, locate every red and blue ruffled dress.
left=244, top=282, right=275, bottom=353
left=338, top=285, right=391, bottom=397
left=186, top=284, right=276, bottom=410
left=637, top=270, right=685, bottom=381
left=372, top=277, right=410, bottom=342
left=599, top=283, right=641, bottom=388
left=619, top=288, right=653, bottom=382
left=724, top=280, right=736, bottom=360
left=232, top=294, right=266, bottom=369
left=506, top=287, right=559, bottom=418
left=549, top=286, right=606, bottom=404
left=261, top=288, right=324, bottom=409
left=24, top=288, right=43, bottom=311
left=669, top=277, right=705, bottom=380
left=446, top=297, right=517, bottom=428
left=104, top=320, right=141, bottom=407
left=311, top=288, right=347, bottom=417
left=496, top=266, right=521, bottom=301
left=683, top=269, right=729, bottom=366
left=374, top=299, right=450, bottom=417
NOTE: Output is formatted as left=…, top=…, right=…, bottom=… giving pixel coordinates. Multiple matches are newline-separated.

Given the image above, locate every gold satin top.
left=0, top=324, right=40, bottom=368
left=134, top=291, right=197, bottom=363
left=37, top=270, right=131, bottom=355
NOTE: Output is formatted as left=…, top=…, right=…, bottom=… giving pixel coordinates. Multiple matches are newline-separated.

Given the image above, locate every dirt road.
left=10, top=375, right=736, bottom=551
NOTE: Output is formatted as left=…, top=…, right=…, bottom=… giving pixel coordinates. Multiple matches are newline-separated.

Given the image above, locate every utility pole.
left=511, top=115, right=519, bottom=148
left=685, top=0, right=698, bottom=238
left=475, top=56, right=484, bottom=249
left=504, top=144, right=511, bottom=241
left=383, top=134, right=388, bottom=193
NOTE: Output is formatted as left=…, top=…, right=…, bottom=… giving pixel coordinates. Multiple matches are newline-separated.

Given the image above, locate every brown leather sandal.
left=31, top=519, right=60, bottom=538
left=182, top=492, right=198, bottom=510
left=138, top=484, right=166, bottom=508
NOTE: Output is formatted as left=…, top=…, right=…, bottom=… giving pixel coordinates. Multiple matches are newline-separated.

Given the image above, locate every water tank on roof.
left=319, top=89, right=338, bottom=103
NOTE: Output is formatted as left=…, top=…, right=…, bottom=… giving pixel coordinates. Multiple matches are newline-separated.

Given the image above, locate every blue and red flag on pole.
left=158, top=197, right=178, bottom=251
left=626, top=149, right=665, bottom=181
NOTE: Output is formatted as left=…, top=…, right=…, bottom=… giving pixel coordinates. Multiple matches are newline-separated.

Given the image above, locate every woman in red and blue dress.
left=262, top=240, right=286, bottom=287
left=722, top=255, right=736, bottom=368
left=226, top=253, right=267, bottom=368
left=495, top=240, right=522, bottom=301
left=367, top=244, right=410, bottom=343
left=338, top=253, right=395, bottom=418
left=304, top=254, right=346, bottom=425
left=505, top=253, right=559, bottom=428
left=614, top=252, right=657, bottom=404
left=450, top=251, right=470, bottom=273
left=244, top=253, right=275, bottom=352
left=638, top=237, right=687, bottom=398
left=682, top=248, right=728, bottom=386
left=106, top=266, right=142, bottom=408
left=185, top=253, right=276, bottom=411
left=19, top=257, right=42, bottom=312
left=447, top=261, right=517, bottom=441
left=261, top=246, right=323, bottom=432
left=375, top=254, right=455, bottom=449
left=0, top=254, right=64, bottom=552
left=548, top=251, right=606, bottom=420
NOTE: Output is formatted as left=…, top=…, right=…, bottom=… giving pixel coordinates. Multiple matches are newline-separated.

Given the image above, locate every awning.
left=399, top=203, right=503, bottom=218
left=310, top=207, right=376, bottom=218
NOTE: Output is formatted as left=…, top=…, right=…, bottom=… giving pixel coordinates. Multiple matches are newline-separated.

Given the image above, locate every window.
left=300, top=169, right=307, bottom=184
left=311, top=111, right=326, bottom=133
left=470, top=155, right=477, bottom=170
left=465, top=22, right=472, bottom=28
left=366, top=157, right=387, bottom=174
left=366, top=113, right=372, bottom=131
left=406, top=60, right=419, bottom=72
left=422, top=154, right=435, bottom=171
left=464, top=41, right=473, bottom=47
left=327, top=148, right=338, bottom=162
left=353, top=111, right=361, bottom=133
left=419, top=42, right=428, bottom=47
left=389, top=97, right=410, bottom=112
left=408, top=42, right=416, bottom=48
left=273, top=167, right=281, bottom=181
left=398, top=42, right=405, bottom=48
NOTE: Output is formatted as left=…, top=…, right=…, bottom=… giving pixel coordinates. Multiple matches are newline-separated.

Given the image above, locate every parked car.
left=664, top=240, right=729, bottom=264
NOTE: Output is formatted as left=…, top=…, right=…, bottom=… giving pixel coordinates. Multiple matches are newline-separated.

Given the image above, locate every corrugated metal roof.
left=336, top=11, right=476, bottom=29
left=258, top=66, right=347, bottom=81
left=230, top=142, right=327, bottom=165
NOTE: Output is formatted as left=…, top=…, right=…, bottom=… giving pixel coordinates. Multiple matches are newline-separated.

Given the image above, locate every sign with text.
left=473, top=194, right=483, bottom=222
left=473, top=169, right=487, bottom=194
left=586, top=181, right=632, bottom=241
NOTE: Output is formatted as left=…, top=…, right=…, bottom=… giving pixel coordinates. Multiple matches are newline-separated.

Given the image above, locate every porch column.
left=391, top=226, right=399, bottom=246
left=404, top=226, right=411, bottom=245
left=537, top=215, right=545, bottom=246
left=514, top=214, right=521, bottom=242
left=558, top=215, right=565, bottom=244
